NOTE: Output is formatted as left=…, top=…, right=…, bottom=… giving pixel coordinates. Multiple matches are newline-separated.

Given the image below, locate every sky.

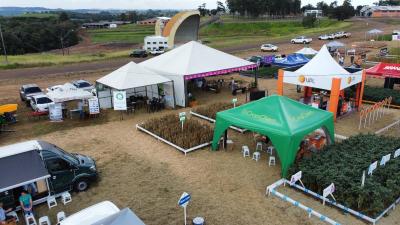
left=0, top=0, right=376, bottom=10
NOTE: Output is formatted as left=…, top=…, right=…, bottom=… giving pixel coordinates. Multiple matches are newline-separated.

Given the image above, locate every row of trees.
left=198, top=1, right=226, bottom=16
left=302, top=0, right=357, bottom=21
left=225, top=0, right=302, bottom=17
left=0, top=13, right=79, bottom=55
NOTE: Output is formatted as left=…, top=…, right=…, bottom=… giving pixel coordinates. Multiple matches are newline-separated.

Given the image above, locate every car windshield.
left=39, top=141, right=79, bottom=164
left=25, top=87, right=42, bottom=94
left=36, top=97, right=52, bottom=104
left=79, top=82, right=91, bottom=88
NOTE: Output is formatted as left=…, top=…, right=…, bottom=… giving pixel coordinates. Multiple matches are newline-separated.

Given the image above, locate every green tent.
left=212, top=95, right=335, bottom=177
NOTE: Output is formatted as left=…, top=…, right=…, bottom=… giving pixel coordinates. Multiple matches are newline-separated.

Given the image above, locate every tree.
left=198, top=3, right=208, bottom=17
left=302, top=15, right=317, bottom=28
left=378, top=0, right=400, bottom=5
left=330, top=0, right=355, bottom=21
left=216, top=1, right=226, bottom=13
left=120, top=13, right=127, bottom=21
left=316, top=1, right=330, bottom=16
left=301, top=4, right=315, bottom=12
left=59, top=12, right=69, bottom=22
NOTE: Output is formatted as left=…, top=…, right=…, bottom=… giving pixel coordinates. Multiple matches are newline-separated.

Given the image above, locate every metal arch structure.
left=162, top=11, right=200, bottom=49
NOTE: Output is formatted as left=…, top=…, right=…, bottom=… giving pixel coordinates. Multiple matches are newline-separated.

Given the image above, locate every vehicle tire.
left=303, top=41, right=306, bottom=44
left=74, top=179, right=89, bottom=192
left=291, top=41, right=295, bottom=44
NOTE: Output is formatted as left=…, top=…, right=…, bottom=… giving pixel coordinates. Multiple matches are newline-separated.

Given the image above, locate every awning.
left=0, top=151, right=50, bottom=192
left=47, top=83, right=93, bottom=103
left=366, top=63, right=400, bottom=78
left=92, top=208, right=146, bottom=225
left=272, top=54, right=310, bottom=68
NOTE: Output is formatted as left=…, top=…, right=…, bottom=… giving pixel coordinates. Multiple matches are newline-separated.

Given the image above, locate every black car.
left=129, top=49, right=148, bottom=58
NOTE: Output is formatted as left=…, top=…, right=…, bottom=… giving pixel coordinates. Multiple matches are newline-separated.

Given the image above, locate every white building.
left=143, top=36, right=168, bottom=51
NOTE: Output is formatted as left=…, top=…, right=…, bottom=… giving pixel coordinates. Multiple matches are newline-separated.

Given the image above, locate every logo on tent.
left=298, top=75, right=306, bottom=83
left=347, top=76, right=355, bottom=84
left=298, top=75, right=314, bottom=84
left=383, top=66, right=400, bottom=71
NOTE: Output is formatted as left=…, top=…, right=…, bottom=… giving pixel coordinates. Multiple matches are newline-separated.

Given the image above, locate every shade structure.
left=367, top=29, right=383, bottom=34
left=296, top=47, right=318, bottom=55
left=366, top=63, right=400, bottom=78
left=326, top=41, right=345, bottom=48
left=47, top=83, right=93, bottom=103
left=140, top=41, right=256, bottom=106
left=0, top=151, right=50, bottom=192
left=272, top=54, right=310, bottom=68
left=283, top=45, right=363, bottom=91
left=96, top=61, right=171, bottom=90
left=92, top=208, right=146, bottom=225
left=212, top=95, right=335, bottom=177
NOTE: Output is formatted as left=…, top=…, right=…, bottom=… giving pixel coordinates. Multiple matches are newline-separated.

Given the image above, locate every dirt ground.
left=1, top=18, right=400, bottom=225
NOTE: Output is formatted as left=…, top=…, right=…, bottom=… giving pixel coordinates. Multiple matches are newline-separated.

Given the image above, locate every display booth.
left=366, top=62, right=400, bottom=89
left=96, top=61, right=174, bottom=109
left=211, top=95, right=335, bottom=177
left=277, top=45, right=366, bottom=120
left=140, top=41, right=257, bottom=107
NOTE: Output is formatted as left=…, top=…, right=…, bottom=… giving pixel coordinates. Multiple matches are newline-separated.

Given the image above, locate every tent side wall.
left=160, top=74, right=186, bottom=107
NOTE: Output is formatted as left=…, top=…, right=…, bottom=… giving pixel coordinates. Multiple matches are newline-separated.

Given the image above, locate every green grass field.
left=18, top=13, right=58, bottom=18
left=200, top=19, right=351, bottom=48
left=87, top=23, right=154, bottom=44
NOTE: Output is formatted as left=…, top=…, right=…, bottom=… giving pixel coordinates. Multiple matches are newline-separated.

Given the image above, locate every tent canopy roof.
left=368, top=29, right=383, bottom=34
left=272, top=53, right=310, bottom=68
left=294, top=45, right=349, bottom=76
left=92, top=208, right=146, bottom=225
left=211, top=95, right=335, bottom=177
left=296, top=47, right=318, bottom=55
left=97, top=61, right=171, bottom=90
left=140, top=41, right=255, bottom=76
left=366, top=62, right=400, bottom=78
left=47, top=83, right=93, bottom=103
left=326, top=41, right=345, bottom=48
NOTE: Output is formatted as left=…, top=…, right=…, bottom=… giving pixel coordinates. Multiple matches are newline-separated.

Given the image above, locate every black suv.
left=129, top=49, right=148, bottom=58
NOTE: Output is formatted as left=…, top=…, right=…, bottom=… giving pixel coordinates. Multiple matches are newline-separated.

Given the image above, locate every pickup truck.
left=318, top=34, right=334, bottom=40
left=291, top=36, right=312, bottom=44
left=334, top=31, right=351, bottom=39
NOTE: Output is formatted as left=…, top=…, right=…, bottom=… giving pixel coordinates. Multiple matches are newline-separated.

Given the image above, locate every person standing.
left=19, top=191, right=33, bottom=215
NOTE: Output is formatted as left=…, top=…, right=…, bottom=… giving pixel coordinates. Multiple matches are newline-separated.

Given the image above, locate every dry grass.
left=193, top=102, right=237, bottom=119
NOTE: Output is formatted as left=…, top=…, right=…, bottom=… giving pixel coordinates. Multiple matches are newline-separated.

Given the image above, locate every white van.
left=143, top=35, right=168, bottom=54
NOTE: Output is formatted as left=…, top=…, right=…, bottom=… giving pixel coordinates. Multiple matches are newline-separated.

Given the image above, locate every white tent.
left=296, top=47, right=318, bottom=55
left=140, top=41, right=256, bottom=107
left=97, top=62, right=171, bottom=90
left=47, top=83, right=94, bottom=103
left=368, top=29, right=383, bottom=34
left=96, top=61, right=174, bottom=108
left=283, top=45, right=363, bottom=90
left=326, top=41, right=346, bottom=48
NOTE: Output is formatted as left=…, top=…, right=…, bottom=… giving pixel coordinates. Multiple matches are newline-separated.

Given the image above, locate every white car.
left=71, top=80, right=95, bottom=92
left=291, top=36, right=312, bottom=44
left=334, top=31, right=351, bottom=39
left=149, top=49, right=165, bottom=55
left=260, top=44, right=278, bottom=52
left=318, top=34, right=334, bottom=40
left=30, top=94, right=53, bottom=112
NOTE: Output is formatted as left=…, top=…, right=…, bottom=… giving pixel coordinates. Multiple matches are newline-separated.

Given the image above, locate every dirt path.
left=0, top=17, right=396, bottom=80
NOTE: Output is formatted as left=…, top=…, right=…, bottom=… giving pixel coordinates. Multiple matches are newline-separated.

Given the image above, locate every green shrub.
left=363, top=86, right=400, bottom=106
left=289, top=134, right=400, bottom=217
left=302, top=16, right=317, bottom=28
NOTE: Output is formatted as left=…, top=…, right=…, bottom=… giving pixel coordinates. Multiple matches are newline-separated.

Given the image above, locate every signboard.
left=323, top=183, right=335, bottom=198
left=380, top=154, right=391, bottom=166
left=179, top=112, right=186, bottom=118
left=232, top=98, right=238, bottom=107
left=394, top=149, right=400, bottom=158
left=88, top=98, right=100, bottom=114
left=290, top=171, right=302, bottom=185
left=49, top=103, right=63, bottom=122
left=178, top=192, right=191, bottom=208
left=180, top=116, right=186, bottom=122
left=113, top=91, right=127, bottom=110
left=368, top=161, right=378, bottom=175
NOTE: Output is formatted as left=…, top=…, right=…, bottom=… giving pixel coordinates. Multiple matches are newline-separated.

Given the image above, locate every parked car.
left=291, top=36, right=312, bottom=44
left=260, top=44, right=278, bottom=52
left=318, top=34, right=334, bottom=40
left=129, top=49, right=148, bottom=58
left=30, top=94, right=53, bottom=112
left=71, top=80, right=95, bottom=92
left=246, top=55, right=271, bottom=67
left=0, top=140, right=98, bottom=211
left=149, top=49, right=165, bottom=55
left=334, top=31, right=351, bottom=39
left=20, top=84, right=44, bottom=103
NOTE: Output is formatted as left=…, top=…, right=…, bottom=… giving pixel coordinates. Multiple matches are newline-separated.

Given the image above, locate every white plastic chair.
left=256, top=142, right=263, bottom=152
left=25, top=213, right=37, bottom=225
left=57, top=211, right=66, bottom=223
left=269, top=156, right=276, bottom=166
left=39, top=216, right=51, bottom=225
left=252, top=151, right=261, bottom=162
left=6, top=211, right=19, bottom=223
left=242, top=146, right=250, bottom=157
left=61, top=192, right=72, bottom=205
left=47, top=196, right=57, bottom=209
left=267, top=146, right=274, bottom=155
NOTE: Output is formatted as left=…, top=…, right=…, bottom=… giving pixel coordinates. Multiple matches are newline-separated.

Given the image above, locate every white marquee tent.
left=283, top=45, right=363, bottom=90
left=140, top=41, right=256, bottom=107
left=96, top=61, right=174, bottom=108
left=296, top=47, right=318, bottom=55
left=47, top=83, right=94, bottom=103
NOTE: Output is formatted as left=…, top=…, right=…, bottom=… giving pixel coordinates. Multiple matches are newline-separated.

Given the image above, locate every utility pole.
left=60, top=37, right=65, bottom=56
left=0, top=23, right=8, bottom=64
